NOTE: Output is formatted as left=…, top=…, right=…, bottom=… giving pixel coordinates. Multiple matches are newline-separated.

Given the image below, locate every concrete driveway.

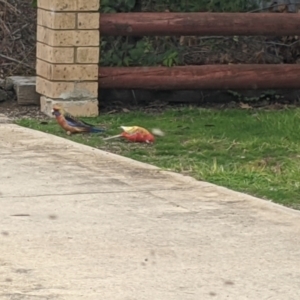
left=1, top=122, right=300, bottom=300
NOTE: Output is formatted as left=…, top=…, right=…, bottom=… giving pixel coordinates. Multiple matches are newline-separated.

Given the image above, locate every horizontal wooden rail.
left=99, top=65, right=300, bottom=90
left=100, top=12, right=300, bottom=36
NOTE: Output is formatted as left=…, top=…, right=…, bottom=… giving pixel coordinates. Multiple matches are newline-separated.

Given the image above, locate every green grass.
left=17, top=107, right=300, bottom=209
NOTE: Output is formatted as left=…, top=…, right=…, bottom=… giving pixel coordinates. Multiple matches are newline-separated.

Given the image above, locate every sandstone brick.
left=36, top=77, right=98, bottom=99
left=78, top=0, right=100, bottom=11
left=38, top=0, right=76, bottom=11
left=37, top=9, right=76, bottom=29
left=36, top=43, right=74, bottom=64
left=76, top=47, right=99, bottom=63
left=37, top=26, right=99, bottom=47
left=36, top=59, right=98, bottom=81
left=40, top=96, right=99, bottom=117
left=77, top=13, right=99, bottom=29
left=38, top=0, right=99, bottom=11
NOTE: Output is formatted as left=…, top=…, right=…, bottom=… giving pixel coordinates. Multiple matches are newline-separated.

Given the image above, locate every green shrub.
left=100, top=0, right=258, bottom=67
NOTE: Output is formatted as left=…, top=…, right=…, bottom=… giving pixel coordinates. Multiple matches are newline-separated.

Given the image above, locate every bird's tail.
left=90, top=127, right=105, bottom=133
left=102, top=134, right=122, bottom=141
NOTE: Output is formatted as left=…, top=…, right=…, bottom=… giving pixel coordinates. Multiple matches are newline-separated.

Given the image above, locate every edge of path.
left=2, top=120, right=300, bottom=218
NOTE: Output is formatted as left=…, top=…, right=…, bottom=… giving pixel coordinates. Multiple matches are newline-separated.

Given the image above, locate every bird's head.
left=51, top=105, right=63, bottom=117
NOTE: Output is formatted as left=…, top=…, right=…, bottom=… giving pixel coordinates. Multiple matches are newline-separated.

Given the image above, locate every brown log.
left=99, top=65, right=300, bottom=90
left=100, top=13, right=300, bottom=36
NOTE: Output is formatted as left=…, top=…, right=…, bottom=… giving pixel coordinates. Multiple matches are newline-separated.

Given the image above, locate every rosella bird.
left=103, top=126, right=162, bottom=143
left=52, top=105, right=105, bottom=135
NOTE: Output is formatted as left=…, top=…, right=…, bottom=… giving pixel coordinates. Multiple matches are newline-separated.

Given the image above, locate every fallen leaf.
left=239, top=102, right=252, bottom=109
left=106, top=110, right=117, bottom=115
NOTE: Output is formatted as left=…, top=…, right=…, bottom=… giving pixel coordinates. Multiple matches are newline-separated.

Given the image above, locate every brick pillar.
left=36, top=0, right=100, bottom=117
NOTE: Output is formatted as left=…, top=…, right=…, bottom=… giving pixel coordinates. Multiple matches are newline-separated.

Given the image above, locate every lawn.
left=17, top=107, right=300, bottom=209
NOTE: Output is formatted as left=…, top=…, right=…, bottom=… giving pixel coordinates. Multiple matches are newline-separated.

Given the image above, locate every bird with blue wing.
left=52, top=105, right=105, bottom=135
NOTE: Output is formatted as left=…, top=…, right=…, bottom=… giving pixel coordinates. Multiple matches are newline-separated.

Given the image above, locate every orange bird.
left=52, top=105, right=105, bottom=135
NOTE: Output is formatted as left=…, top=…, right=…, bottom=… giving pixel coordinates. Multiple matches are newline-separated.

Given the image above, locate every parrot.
left=103, top=126, right=160, bottom=143
left=51, top=105, right=105, bottom=135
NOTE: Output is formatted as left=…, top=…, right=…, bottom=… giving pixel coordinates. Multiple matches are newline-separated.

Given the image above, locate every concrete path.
left=1, top=123, right=300, bottom=300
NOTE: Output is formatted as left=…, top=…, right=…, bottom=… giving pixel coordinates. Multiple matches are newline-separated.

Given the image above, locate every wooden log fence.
left=99, top=13, right=300, bottom=90
left=100, top=65, right=300, bottom=90
left=100, top=13, right=300, bottom=37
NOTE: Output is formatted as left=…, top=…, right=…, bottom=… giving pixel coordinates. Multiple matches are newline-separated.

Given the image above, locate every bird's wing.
left=80, top=119, right=96, bottom=127
left=65, top=112, right=103, bottom=127
left=64, top=113, right=91, bottom=128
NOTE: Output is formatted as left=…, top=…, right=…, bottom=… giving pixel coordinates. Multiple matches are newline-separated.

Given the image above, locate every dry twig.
left=0, top=54, right=35, bottom=70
